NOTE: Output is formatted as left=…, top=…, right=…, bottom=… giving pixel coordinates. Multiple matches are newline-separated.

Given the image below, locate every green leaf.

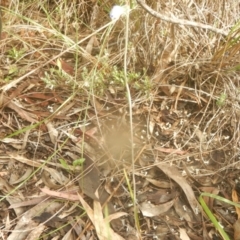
left=59, top=158, right=70, bottom=171
left=73, top=158, right=85, bottom=167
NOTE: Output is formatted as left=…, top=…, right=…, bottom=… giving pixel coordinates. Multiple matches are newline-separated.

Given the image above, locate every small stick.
left=136, top=0, right=228, bottom=36
left=0, top=8, right=2, bottom=38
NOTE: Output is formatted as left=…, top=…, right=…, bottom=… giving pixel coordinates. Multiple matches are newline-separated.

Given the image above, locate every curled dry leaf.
left=146, top=177, right=172, bottom=188
left=10, top=167, right=32, bottom=184
left=0, top=176, right=14, bottom=194
left=41, top=170, right=63, bottom=189
left=46, top=167, right=69, bottom=185
left=156, top=162, right=201, bottom=218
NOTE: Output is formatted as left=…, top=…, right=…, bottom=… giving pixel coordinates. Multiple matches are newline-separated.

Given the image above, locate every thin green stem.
left=123, top=1, right=140, bottom=234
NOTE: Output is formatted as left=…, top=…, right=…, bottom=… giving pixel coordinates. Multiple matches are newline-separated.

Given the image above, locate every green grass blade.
left=199, top=192, right=238, bottom=240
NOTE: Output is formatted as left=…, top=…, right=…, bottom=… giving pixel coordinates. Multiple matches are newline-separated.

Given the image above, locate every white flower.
left=109, top=5, right=127, bottom=20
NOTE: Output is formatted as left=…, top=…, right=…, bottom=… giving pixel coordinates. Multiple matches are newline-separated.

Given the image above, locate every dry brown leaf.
left=56, top=58, right=74, bottom=76
left=55, top=101, right=75, bottom=116
left=232, top=189, right=240, bottom=218
left=69, top=216, right=84, bottom=235
left=6, top=196, right=26, bottom=217
left=174, top=79, right=187, bottom=109
left=146, top=178, right=172, bottom=188
left=25, top=225, right=46, bottom=240
left=104, top=211, right=128, bottom=224
left=40, top=187, right=79, bottom=201
left=7, top=200, right=62, bottom=240
left=45, top=122, right=59, bottom=144
left=174, top=197, right=194, bottom=228
left=93, top=197, right=126, bottom=239
left=148, top=118, right=155, bottom=135
left=78, top=193, right=126, bottom=240
left=10, top=167, right=32, bottom=184
left=156, top=162, right=201, bottom=217
left=138, top=189, right=176, bottom=204
left=90, top=96, right=104, bottom=113
left=234, top=219, right=240, bottom=240
left=78, top=155, right=101, bottom=201
left=232, top=189, right=240, bottom=240
left=8, top=196, right=48, bottom=209
left=41, top=170, right=63, bottom=189
left=1, top=137, right=23, bottom=150
left=9, top=153, right=69, bottom=185
left=0, top=176, right=14, bottom=194
left=41, top=170, right=62, bottom=190
left=195, top=128, right=206, bottom=147
left=0, top=78, right=24, bottom=92
left=9, top=153, right=45, bottom=168
left=62, top=228, right=75, bottom=240
left=46, top=167, right=69, bottom=185
left=9, top=78, right=40, bottom=99
left=7, top=100, right=37, bottom=123
left=21, top=129, right=31, bottom=150
left=179, top=228, right=190, bottom=240
left=154, top=146, right=187, bottom=155
left=0, top=171, right=8, bottom=176
left=139, top=199, right=175, bottom=217
left=85, top=36, right=96, bottom=55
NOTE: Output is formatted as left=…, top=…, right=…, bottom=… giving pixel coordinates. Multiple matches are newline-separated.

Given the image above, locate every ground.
left=0, top=0, right=240, bottom=240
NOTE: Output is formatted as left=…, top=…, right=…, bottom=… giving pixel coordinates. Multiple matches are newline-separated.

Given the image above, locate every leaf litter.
left=0, top=0, right=240, bottom=239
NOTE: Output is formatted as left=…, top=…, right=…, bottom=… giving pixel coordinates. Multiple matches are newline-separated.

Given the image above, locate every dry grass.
left=0, top=0, right=240, bottom=239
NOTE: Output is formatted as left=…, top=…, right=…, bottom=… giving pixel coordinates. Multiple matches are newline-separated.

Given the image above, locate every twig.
left=136, top=0, right=228, bottom=36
